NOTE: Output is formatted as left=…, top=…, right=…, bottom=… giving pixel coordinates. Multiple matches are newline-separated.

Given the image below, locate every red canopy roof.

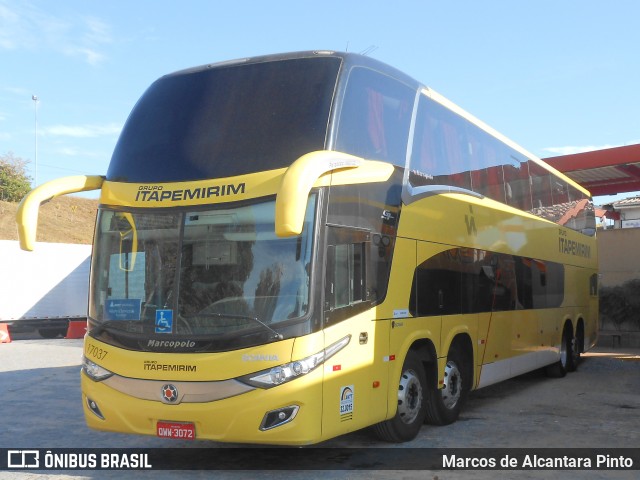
left=544, top=144, right=640, bottom=197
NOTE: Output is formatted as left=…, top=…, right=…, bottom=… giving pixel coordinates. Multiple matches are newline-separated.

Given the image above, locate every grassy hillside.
left=0, top=196, right=98, bottom=244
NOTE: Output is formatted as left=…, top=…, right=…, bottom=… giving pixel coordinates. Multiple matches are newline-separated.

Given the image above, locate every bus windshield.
left=89, top=196, right=317, bottom=352
left=107, top=56, right=341, bottom=183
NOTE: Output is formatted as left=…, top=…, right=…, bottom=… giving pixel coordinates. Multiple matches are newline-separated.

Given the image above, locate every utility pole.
left=32, top=94, right=38, bottom=186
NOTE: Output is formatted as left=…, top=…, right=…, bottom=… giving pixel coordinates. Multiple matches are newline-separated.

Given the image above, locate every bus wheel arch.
left=424, top=334, right=473, bottom=426
left=371, top=339, right=435, bottom=443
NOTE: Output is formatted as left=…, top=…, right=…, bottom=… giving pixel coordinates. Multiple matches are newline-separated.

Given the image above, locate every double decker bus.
left=17, top=51, right=598, bottom=445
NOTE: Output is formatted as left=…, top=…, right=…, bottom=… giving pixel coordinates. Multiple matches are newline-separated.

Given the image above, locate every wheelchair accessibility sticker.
left=155, top=310, right=173, bottom=334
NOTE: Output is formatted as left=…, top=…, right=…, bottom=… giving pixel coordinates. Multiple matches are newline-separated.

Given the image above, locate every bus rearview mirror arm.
left=274, top=150, right=394, bottom=237
left=16, top=175, right=105, bottom=251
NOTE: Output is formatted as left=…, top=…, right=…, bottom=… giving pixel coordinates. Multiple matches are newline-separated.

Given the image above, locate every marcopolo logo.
left=147, top=339, right=196, bottom=349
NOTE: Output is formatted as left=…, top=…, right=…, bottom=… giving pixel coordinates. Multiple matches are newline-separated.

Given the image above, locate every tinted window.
left=108, top=57, right=341, bottom=182
left=408, top=94, right=596, bottom=236
left=409, top=97, right=472, bottom=190
left=325, top=168, right=405, bottom=308
left=335, top=67, right=414, bottom=166
left=324, top=227, right=378, bottom=326
left=409, top=248, right=565, bottom=317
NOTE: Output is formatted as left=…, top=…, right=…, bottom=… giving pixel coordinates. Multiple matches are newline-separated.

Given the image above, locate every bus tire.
left=545, top=324, right=573, bottom=378
left=424, top=345, right=469, bottom=426
left=372, top=351, right=426, bottom=442
left=568, top=335, right=579, bottom=373
left=570, top=321, right=584, bottom=371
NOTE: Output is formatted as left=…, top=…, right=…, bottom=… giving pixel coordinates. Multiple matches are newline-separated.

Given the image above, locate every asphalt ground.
left=1, top=331, right=638, bottom=480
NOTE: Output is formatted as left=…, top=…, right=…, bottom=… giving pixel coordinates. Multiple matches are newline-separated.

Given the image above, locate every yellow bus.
left=17, top=51, right=598, bottom=445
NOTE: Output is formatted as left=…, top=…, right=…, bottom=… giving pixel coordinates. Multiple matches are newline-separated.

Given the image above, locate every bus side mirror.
left=275, top=150, right=392, bottom=237
left=117, top=213, right=138, bottom=271
left=16, top=175, right=104, bottom=251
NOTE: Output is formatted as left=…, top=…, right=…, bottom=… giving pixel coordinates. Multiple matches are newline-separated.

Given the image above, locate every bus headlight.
left=82, top=356, right=113, bottom=382
left=239, top=335, right=351, bottom=389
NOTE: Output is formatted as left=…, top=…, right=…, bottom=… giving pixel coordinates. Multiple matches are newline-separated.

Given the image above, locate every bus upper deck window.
left=336, top=67, right=414, bottom=166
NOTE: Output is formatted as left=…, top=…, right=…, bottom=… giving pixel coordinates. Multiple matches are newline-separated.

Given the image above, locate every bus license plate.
left=157, top=421, right=196, bottom=440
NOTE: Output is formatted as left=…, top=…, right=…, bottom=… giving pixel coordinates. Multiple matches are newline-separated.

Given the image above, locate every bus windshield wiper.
left=188, top=312, right=284, bottom=340
left=89, top=320, right=133, bottom=336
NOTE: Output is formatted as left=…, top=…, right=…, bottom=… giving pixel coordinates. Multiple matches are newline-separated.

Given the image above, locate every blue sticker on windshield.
left=155, top=310, right=173, bottom=334
left=105, top=299, right=142, bottom=321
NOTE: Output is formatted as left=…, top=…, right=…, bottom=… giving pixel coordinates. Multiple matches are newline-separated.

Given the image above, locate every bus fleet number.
left=86, top=344, right=108, bottom=360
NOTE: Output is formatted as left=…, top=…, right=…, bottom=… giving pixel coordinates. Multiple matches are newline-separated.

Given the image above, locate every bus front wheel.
left=372, top=351, right=427, bottom=442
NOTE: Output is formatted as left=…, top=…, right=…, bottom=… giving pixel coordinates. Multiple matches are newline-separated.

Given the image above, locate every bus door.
left=321, top=225, right=389, bottom=437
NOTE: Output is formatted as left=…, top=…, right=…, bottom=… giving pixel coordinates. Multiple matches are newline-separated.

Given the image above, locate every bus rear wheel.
left=545, top=324, right=574, bottom=378
left=372, top=351, right=426, bottom=442
left=425, top=345, right=469, bottom=425
left=570, top=322, right=584, bottom=371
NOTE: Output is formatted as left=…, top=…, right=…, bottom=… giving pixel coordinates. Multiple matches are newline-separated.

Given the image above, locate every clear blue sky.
left=2, top=0, right=639, bottom=203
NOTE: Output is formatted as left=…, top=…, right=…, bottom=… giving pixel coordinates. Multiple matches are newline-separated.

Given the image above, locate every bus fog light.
left=86, top=397, right=105, bottom=420
left=260, top=405, right=299, bottom=431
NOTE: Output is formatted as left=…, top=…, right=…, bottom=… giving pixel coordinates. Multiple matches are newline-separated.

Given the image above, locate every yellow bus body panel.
left=320, top=310, right=391, bottom=438
left=385, top=191, right=597, bottom=392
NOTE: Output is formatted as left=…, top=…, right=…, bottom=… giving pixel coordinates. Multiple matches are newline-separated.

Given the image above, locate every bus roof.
left=112, top=49, right=589, bottom=198
left=167, top=50, right=421, bottom=88
left=167, top=50, right=589, bottom=198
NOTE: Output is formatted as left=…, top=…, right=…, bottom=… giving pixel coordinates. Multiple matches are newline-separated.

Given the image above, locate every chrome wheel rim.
left=442, top=360, right=462, bottom=410
left=559, top=334, right=568, bottom=368
left=397, top=368, right=423, bottom=424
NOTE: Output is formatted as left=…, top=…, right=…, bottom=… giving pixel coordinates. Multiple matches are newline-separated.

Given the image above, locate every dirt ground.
left=0, top=196, right=97, bottom=244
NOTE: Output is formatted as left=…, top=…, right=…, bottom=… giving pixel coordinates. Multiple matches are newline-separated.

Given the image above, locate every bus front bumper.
left=81, top=370, right=323, bottom=445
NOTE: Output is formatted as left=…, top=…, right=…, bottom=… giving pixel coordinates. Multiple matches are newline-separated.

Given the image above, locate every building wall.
left=598, top=228, right=640, bottom=287
left=597, top=228, right=640, bottom=345
left=614, top=205, right=640, bottom=228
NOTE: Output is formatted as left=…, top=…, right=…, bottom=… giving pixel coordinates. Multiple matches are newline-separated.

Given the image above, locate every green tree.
left=0, top=152, right=32, bottom=202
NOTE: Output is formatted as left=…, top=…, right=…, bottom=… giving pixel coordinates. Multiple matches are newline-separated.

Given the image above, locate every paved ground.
left=1, top=332, right=638, bottom=480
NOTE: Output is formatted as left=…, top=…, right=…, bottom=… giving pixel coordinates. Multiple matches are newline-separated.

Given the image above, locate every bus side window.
left=336, top=67, right=413, bottom=166
left=330, top=243, right=366, bottom=308
left=324, top=227, right=370, bottom=325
